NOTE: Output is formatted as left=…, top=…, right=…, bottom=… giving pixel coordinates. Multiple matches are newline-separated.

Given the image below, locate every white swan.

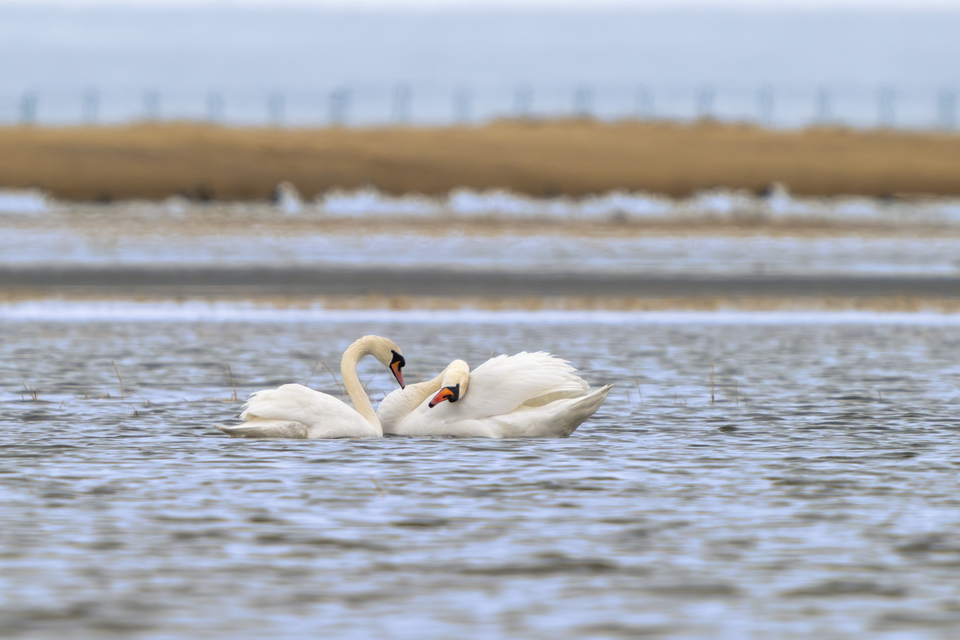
left=217, top=335, right=405, bottom=439
left=378, top=352, right=612, bottom=438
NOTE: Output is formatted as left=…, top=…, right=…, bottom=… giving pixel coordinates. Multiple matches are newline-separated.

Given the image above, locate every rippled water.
left=3, top=317, right=960, bottom=639
left=4, top=200, right=960, bottom=279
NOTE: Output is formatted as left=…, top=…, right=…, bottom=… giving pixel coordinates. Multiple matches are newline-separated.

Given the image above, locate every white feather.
left=382, top=352, right=610, bottom=438
left=221, top=384, right=378, bottom=439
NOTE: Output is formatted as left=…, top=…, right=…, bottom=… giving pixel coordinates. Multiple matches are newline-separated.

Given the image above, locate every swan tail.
left=494, top=384, right=613, bottom=438
left=553, top=384, right=613, bottom=437
left=217, top=420, right=310, bottom=439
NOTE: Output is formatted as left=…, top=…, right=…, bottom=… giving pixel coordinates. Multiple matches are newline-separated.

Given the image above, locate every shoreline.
left=2, top=267, right=958, bottom=306
left=3, top=120, right=960, bottom=201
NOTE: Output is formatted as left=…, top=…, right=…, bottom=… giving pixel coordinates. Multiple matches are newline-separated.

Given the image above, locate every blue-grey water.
left=3, top=198, right=960, bottom=277
left=1, top=6, right=959, bottom=127
left=3, top=317, right=960, bottom=639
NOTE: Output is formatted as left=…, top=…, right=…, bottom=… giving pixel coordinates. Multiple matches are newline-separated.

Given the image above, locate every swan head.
left=358, top=335, right=406, bottom=389
left=429, top=359, right=469, bottom=408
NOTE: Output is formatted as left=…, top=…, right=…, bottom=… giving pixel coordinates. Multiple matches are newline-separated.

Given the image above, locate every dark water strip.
left=2, top=266, right=960, bottom=298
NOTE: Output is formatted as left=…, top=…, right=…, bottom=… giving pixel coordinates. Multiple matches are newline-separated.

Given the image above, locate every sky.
left=2, top=0, right=960, bottom=8
left=2, top=0, right=957, bottom=127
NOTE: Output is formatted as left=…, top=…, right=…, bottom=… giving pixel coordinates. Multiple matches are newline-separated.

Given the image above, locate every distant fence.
left=2, top=83, right=957, bottom=130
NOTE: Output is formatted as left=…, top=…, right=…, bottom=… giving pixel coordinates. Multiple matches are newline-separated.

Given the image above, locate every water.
left=4, top=196, right=960, bottom=278
left=3, top=317, right=960, bottom=638
left=1, top=6, right=959, bottom=128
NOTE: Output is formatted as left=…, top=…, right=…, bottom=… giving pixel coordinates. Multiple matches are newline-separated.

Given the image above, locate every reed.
left=319, top=361, right=344, bottom=396
left=21, top=382, right=38, bottom=402
left=111, top=361, right=124, bottom=400
left=370, top=477, right=386, bottom=499
left=710, top=361, right=716, bottom=404
left=304, top=360, right=320, bottom=386
left=227, top=364, right=238, bottom=402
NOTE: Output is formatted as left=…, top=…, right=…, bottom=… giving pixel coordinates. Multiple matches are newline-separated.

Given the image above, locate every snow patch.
left=0, top=189, right=49, bottom=214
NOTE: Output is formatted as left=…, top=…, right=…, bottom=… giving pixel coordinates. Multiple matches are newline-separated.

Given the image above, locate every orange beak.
left=429, top=387, right=455, bottom=408
left=391, top=361, right=405, bottom=388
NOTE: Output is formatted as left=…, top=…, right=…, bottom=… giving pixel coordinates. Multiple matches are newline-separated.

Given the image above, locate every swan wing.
left=399, top=384, right=612, bottom=438
left=241, top=384, right=340, bottom=424
left=457, top=352, right=589, bottom=418
left=238, top=383, right=377, bottom=438
left=492, top=384, right=613, bottom=438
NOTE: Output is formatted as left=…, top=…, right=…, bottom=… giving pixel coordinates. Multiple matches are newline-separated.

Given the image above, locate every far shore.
left=2, top=119, right=960, bottom=201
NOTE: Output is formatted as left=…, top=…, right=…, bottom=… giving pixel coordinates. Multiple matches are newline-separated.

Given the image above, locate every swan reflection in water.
left=217, top=335, right=611, bottom=439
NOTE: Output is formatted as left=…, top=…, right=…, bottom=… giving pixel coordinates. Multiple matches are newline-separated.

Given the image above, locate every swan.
left=378, top=352, right=612, bottom=438
left=217, top=335, right=405, bottom=439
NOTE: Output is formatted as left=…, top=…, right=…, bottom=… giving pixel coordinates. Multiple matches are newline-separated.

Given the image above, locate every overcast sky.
left=2, top=0, right=960, bottom=8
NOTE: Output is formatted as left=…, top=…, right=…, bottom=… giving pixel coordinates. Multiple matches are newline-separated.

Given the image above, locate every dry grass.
left=3, top=119, right=960, bottom=200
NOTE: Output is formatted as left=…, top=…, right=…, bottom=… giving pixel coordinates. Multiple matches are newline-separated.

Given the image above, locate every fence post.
left=207, top=92, right=224, bottom=123
left=574, top=85, right=592, bottom=118
left=757, top=84, right=774, bottom=127
left=938, top=89, right=955, bottom=131
left=268, top=93, right=285, bottom=126
left=329, top=88, right=349, bottom=126
left=393, top=84, right=411, bottom=124
left=878, top=86, right=895, bottom=128
left=143, top=91, right=160, bottom=121
left=634, top=86, right=653, bottom=120
left=696, top=84, right=715, bottom=120
left=514, top=85, right=532, bottom=118
left=82, top=88, right=99, bottom=125
left=19, top=92, right=38, bottom=125
left=815, top=87, right=831, bottom=125
left=453, top=87, right=471, bottom=124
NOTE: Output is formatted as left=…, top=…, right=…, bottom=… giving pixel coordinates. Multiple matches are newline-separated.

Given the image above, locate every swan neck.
left=341, top=340, right=381, bottom=432
left=407, top=371, right=446, bottom=406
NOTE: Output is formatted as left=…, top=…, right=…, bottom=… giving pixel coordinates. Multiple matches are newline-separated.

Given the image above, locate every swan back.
left=239, top=383, right=380, bottom=438
left=454, top=352, right=588, bottom=419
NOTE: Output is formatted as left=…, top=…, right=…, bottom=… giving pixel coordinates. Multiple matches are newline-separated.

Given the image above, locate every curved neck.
left=401, top=372, right=446, bottom=408
left=341, top=340, right=382, bottom=433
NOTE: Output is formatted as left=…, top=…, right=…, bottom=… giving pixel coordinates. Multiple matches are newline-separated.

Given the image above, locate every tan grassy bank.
left=2, top=119, right=960, bottom=201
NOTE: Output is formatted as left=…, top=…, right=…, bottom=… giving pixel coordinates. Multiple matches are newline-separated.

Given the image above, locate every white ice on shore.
left=4, top=184, right=960, bottom=224
left=274, top=181, right=303, bottom=215
left=308, top=185, right=960, bottom=224
left=0, top=189, right=49, bottom=214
